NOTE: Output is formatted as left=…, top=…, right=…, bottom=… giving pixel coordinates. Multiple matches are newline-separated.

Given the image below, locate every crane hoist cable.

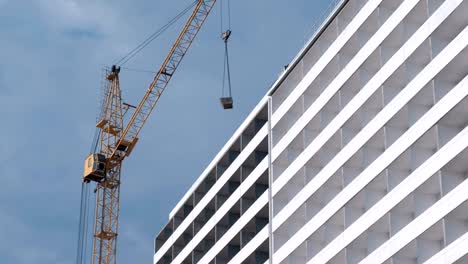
left=219, top=0, right=231, bottom=33
left=90, top=129, right=100, bottom=153
left=76, top=64, right=110, bottom=264
left=220, top=0, right=234, bottom=109
left=76, top=182, right=91, bottom=264
left=83, top=183, right=91, bottom=264
left=75, top=183, right=85, bottom=264
left=220, top=30, right=233, bottom=109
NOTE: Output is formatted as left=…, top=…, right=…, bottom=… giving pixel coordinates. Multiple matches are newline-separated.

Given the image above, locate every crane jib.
left=109, top=0, right=217, bottom=162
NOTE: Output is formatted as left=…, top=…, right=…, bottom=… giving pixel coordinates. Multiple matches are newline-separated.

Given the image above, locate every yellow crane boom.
left=82, top=1, right=217, bottom=263
left=114, top=0, right=217, bottom=161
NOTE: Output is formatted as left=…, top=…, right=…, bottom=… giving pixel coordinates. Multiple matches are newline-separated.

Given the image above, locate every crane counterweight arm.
left=110, top=0, right=217, bottom=161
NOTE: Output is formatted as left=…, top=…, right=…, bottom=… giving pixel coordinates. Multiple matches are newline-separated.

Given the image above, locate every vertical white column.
left=268, top=96, right=274, bottom=264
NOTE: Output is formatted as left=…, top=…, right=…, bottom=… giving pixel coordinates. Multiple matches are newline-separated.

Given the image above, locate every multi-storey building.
left=154, top=0, right=468, bottom=263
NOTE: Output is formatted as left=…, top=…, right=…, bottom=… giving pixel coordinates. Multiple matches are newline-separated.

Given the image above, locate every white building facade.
left=154, top=0, right=468, bottom=263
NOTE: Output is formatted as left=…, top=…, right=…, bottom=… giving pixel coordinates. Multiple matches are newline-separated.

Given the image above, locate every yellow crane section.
left=82, top=1, right=217, bottom=263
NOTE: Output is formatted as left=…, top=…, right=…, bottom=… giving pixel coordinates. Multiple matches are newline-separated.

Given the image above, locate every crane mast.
left=92, top=67, right=124, bottom=264
left=82, top=1, right=217, bottom=263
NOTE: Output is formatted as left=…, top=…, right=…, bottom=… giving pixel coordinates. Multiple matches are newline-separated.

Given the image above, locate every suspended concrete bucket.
left=220, top=97, right=233, bottom=109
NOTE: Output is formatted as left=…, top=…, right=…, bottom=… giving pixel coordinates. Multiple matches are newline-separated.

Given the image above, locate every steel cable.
left=76, top=183, right=87, bottom=264
left=114, top=0, right=197, bottom=66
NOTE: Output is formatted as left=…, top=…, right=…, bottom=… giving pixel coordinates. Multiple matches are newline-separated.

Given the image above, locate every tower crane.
left=80, top=1, right=217, bottom=263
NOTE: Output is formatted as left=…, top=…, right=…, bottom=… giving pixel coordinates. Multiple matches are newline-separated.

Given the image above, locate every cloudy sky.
left=0, top=0, right=332, bottom=263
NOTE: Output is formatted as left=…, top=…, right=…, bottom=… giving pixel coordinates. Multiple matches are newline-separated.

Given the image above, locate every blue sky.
left=0, top=0, right=331, bottom=263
